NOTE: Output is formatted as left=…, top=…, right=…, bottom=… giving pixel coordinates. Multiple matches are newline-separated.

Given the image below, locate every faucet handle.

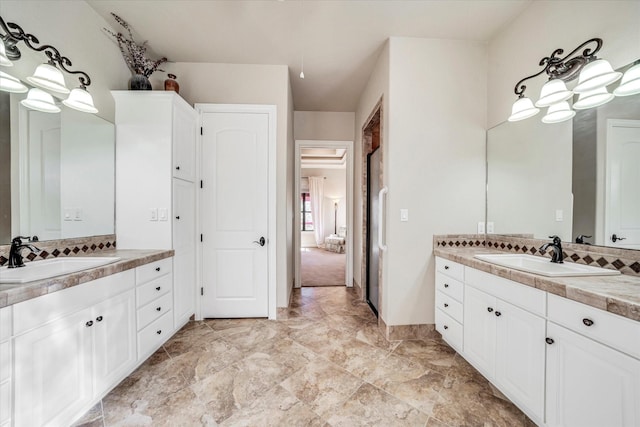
left=548, top=235, right=562, bottom=245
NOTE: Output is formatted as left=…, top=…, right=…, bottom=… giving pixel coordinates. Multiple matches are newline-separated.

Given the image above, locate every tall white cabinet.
left=113, top=91, right=197, bottom=330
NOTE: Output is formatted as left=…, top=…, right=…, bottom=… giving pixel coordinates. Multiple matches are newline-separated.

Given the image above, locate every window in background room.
left=301, top=192, right=314, bottom=231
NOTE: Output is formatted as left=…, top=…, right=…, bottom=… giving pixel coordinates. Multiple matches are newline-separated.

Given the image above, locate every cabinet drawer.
left=465, top=267, right=545, bottom=317
left=0, top=380, right=10, bottom=424
left=435, top=308, right=463, bottom=351
left=137, top=273, right=172, bottom=308
left=136, top=258, right=172, bottom=285
left=436, top=257, right=464, bottom=282
left=435, top=272, right=464, bottom=302
left=435, top=290, right=463, bottom=324
left=138, top=310, right=173, bottom=360
left=137, top=292, right=173, bottom=331
left=0, top=341, right=9, bottom=383
left=0, top=307, right=10, bottom=342
left=548, top=294, right=640, bottom=360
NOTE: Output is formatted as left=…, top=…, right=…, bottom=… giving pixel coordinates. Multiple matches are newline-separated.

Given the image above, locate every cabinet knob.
left=176, top=166, right=180, bottom=170
left=156, top=267, right=161, bottom=272
left=156, top=307, right=162, bottom=312
left=444, top=283, right=449, bottom=288
left=443, top=325, right=449, bottom=330
left=156, top=286, right=161, bottom=291
left=96, top=316, right=103, bottom=322
left=444, top=303, right=449, bottom=308
left=444, top=265, right=450, bottom=270
left=85, top=320, right=94, bottom=327
left=495, top=311, right=502, bottom=317
left=156, top=330, right=162, bottom=335
left=487, top=307, right=494, bottom=313
left=175, top=216, right=180, bottom=220
left=582, top=318, right=594, bottom=327
left=545, top=337, right=555, bottom=345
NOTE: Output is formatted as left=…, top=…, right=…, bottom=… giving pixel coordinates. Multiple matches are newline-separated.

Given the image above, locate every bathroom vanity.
left=0, top=250, right=184, bottom=427
left=435, top=247, right=640, bottom=427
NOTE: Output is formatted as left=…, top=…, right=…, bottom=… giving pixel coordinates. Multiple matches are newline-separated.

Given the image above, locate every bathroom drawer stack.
left=135, top=257, right=174, bottom=361
left=434, top=257, right=464, bottom=352
left=0, top=306, right=12, bottom=427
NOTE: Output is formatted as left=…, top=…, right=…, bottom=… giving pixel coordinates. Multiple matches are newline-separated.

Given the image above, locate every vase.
left=129, top=74, right=152, bottom=90
left=164, top=73, right=180, bottom=93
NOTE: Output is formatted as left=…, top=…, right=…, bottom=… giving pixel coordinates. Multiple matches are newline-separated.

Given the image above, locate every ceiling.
left=301, top=148, right=346, bottom=168
left=87, top=0, right=532, bottom=112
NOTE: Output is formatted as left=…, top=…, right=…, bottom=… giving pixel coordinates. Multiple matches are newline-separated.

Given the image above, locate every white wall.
left=382, top=37, right=487, bottom=326
left=488, top=0, right=640, bottom=128
left=294, top=112, right=355, bottom=141
left=168, top=62, right=293, bottom=308
left=0, top=1, right=131, bottom=122
left=301, top=168, right=347, bottom=242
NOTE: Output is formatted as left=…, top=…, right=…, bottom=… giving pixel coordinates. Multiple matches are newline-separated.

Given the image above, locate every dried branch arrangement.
left=104, top=12, right=167, bottom=78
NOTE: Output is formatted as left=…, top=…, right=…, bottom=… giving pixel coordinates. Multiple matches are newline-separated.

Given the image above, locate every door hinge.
left=200, top=287, right=204, bottom=296
left=200, top=234, right=203, bottom=242
left=200, top=127, right=203, bottom=135
left=200, top=180, right=203, bottom=189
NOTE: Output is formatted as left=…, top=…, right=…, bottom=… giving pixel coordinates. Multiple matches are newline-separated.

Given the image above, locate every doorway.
left=294, top=140, right=354, bottom=288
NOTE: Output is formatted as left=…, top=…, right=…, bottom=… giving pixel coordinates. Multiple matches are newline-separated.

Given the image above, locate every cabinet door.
left=495, top=300, right=545, bottom=421
left=172, top=104, right=196, bottom=182
left=546, top=322, right=640, bottom=427
left=173, top=178, right=196, bottom=326
left=14, top=308, right=94, bottom=427
left=92, top=290, right=137, bottom=395
left=463, top=285, right=496, bottom=377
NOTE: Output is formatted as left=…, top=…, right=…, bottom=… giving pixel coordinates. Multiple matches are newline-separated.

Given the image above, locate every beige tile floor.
left=74, top=286, right=534, bottom=427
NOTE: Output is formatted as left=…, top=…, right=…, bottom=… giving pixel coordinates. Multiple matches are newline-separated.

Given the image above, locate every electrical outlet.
left=150, top=208, right=158, bottom=221
left=486, top=222, right=495, bottom=233
left=477, top=221, right=485, bottom=234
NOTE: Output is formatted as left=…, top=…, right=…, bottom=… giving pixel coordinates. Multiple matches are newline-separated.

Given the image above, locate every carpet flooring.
left=301, top=247, right=346, bottom=287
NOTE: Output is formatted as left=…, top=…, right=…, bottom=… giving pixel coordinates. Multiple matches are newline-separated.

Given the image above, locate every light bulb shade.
left=0, top=42, right=13, bottom=67
left=613, top=63, right=640, bottom=97
left=573, top=87, right=614, bottom=110
left=542, top=101, right=576, bottom=123
left=573, top=59, right=622, bottom=93
left=26, top=63, right=70, bottom=94
left=508, top=97, right=540, bottom=122
left=535, top=79, right=573, bottom=107
left=62, top=87, right=98, bottom=113
left=20, top=88, right=61, bottom=113
left=0, top=71, right=28, bottom=93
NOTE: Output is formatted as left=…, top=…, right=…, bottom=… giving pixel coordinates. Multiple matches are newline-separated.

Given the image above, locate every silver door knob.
left=253, top=237, right=266, bottom=246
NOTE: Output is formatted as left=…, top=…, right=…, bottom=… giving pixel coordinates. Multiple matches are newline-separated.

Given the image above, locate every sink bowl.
left=474, top=253, right=620, bottom=277
left=0, top=257, right=121, bottom=284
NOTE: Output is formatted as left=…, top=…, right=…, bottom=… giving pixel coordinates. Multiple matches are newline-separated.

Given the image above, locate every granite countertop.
left=434, top=247, right=640, bottom=322
left=0, top=249, right=174, bottom=308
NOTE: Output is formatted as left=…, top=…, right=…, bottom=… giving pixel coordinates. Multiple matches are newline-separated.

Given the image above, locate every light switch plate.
left=150, top=208, right=158, bottom=221
left=555, top=209, right=563, bottom=221
left=73, top=208, right=83, bottom=221
left=159, top=208, right=168, bottom=221
left=64, top=208, right=73, bottom=221
left=487, top=222, right=495, bottom=233
left=477, top=221, right=485, bottom=233
left=400, top=209, right=409, bottom=222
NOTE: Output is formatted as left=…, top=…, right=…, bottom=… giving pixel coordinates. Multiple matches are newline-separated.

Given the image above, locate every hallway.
left=75, top=287, right=529, bottom=427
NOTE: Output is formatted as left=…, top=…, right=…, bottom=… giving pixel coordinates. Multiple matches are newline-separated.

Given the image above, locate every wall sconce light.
left=508, top=38, right=634, bottom=124
left=0, top=15, right=98, bottom=114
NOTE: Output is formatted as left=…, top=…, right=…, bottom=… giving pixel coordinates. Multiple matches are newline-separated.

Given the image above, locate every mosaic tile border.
left=0, top=235, right=117, bottom=267
left=433, top=234, right=640, bottom=277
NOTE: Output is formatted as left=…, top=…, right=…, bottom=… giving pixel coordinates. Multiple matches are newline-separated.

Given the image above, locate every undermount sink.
left=474, top=253, right=621, bottom=277
left=0, top=257, right=121, bottom=284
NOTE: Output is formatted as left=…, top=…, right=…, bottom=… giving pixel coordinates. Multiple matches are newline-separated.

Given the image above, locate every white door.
left=463, top=285, right=496, bottom=378
left=26, top=110, right=62, bottom=240
left=201, top=112, right=269, bottom=318
left=606, top=119, right=640, bottom=249
left=546, top=322, right=640, bottom=427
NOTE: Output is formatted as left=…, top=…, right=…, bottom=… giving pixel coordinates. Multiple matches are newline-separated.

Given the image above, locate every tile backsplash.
left=434, top=234, right=640, bottom=277
left=0, top=235, right=117, bottom=267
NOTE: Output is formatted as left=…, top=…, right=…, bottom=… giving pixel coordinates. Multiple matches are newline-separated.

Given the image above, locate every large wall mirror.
left=487, top=60, right=640, bottom=250
left=0, top=44, right=115, bottom=245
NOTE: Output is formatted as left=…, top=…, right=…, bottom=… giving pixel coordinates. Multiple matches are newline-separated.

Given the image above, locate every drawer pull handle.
left=157, top=330, right=162, bottom=335
left=495, top=311, right=502, bottom=317
left=156, top=286, right=161, bottom=291
left=85, top=320, right=93, bottom=327
left=156, top=307, right=162, bottom=311
left=444, top=283, right=449, bottom=288
left=96, top=316, right=103, bottom=322
left=487, top=307, right=494, bottom=313
left=444, top=265, right=450, bottom=270
left=582, top=318, right=594, bottom=327
left=444, top=303, right=449, bottom=308
left=443, top=325, right=449, bottom=330
left=156, top=267, right=161, bottom=272
left=546, top=337, right=554, bottom=345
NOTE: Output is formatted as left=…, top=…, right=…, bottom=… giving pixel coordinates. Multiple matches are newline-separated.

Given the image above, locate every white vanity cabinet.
left=545, top=295, right=640, bottom=427
left=113, top=91, right=197, bottom=330
left=434, top=258, right=464, bottom=351
left=12, top=270, right=137, bottom=427
left=0, top=306, right=12, bottom=427
left=463, top=268, right=546, bottom=423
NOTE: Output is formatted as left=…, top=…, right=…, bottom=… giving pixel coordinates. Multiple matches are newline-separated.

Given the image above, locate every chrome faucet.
left=539, top=235, right=564, bottom=264
left=8, top=236, right=42, bottom=268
